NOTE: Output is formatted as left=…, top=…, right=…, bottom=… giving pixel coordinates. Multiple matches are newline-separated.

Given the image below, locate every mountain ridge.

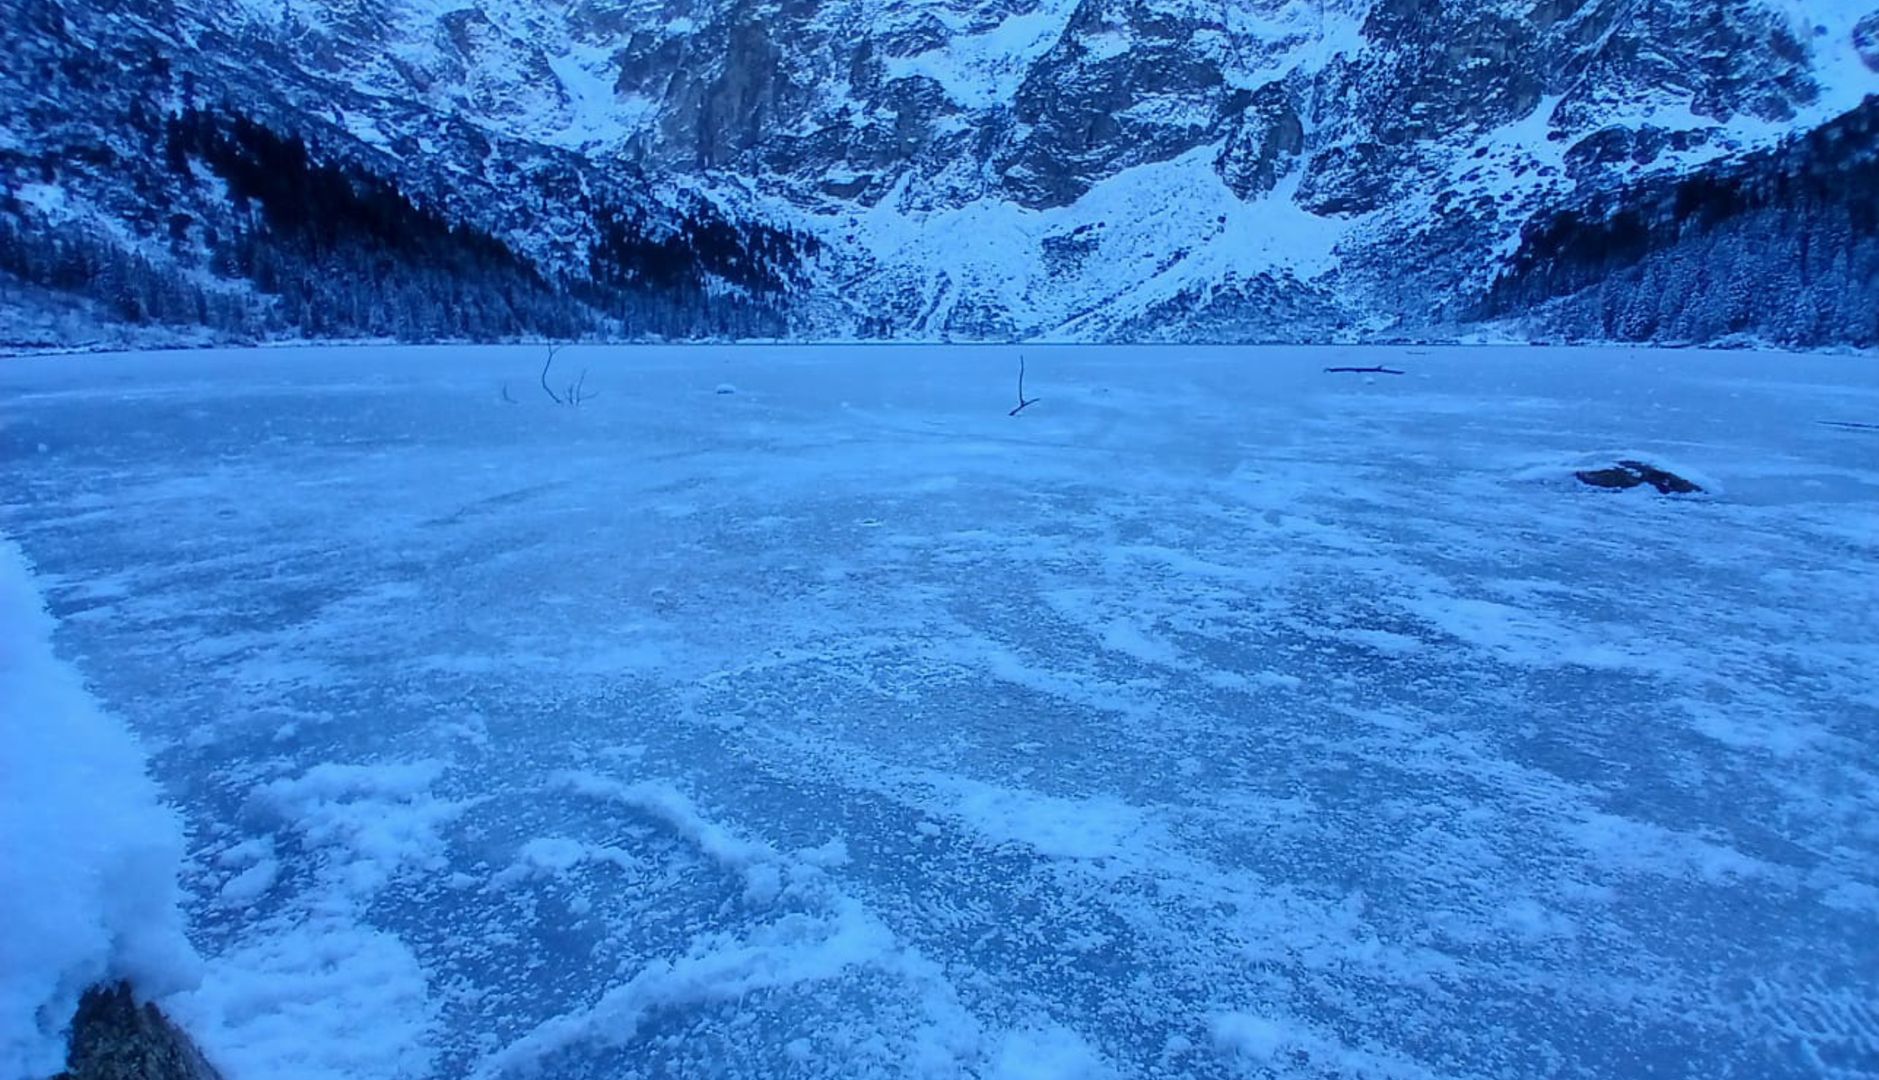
left=2, top=0, right=1874, bottom=348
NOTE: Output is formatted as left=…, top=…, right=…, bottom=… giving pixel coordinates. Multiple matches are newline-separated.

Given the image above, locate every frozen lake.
left=2, top=344, right=1876, bottom=1079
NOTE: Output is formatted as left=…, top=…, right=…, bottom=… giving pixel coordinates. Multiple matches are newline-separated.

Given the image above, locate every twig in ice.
left=539, top=346, right=596, bottom=405
left=541, top=345, right=565, bottom=404
left=1324, top=365, right=1405, bottom=375
left=1819, top=420, right=1879, bottom=432
left=568, top=368, right=597, bottom=406
left=1009, top=355, right=1040, bottom=416
left=500, top=382, right=517, bottom=405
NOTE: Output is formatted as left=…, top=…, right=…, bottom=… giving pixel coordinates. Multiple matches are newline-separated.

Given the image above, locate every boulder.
left=58, top=982, right=222, bottom=1080
left=1574, top=460, right=1703, bottom=494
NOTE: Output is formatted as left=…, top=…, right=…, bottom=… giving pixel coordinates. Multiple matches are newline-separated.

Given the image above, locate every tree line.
left=1479, top=96, right=1878, bottom=348
left=2, top=107, right=819, bottom=345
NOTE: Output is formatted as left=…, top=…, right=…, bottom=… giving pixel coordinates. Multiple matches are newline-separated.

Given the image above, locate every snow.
left=880, top=0, right=1081, bottom=111
left=988, top=1023, right=1112, bottom=1079
left=0, top=539, right=199, bottom=1077
left=556, top=772, right=788, bottom=904
left=215, top=839, right=281, bottom=906
left=1, top=343, right=1877, bottom=1079
left=13, top=184, right=72, bottom=221
left=1208, top=1012, right=1286, bottom=1062
left=175, top=919, right=437, bottom=1080
left=543, top=46, right=658, bottom=153
left=1769, top=0, right=1879, bottom=123
left=850, top=147, right=1352, bottom=337
left=260, top=760, right=471, bottom=901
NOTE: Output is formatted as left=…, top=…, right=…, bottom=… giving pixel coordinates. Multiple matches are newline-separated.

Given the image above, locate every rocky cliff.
left=1, top=0, right=1873, bottom=346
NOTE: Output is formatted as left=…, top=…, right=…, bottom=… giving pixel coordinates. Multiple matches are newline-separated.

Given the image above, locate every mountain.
left=2, top=0, right=1874, bottom=348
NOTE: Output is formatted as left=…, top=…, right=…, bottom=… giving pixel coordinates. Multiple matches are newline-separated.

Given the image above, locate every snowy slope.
left=2, top=344, right=1876, bottom=1078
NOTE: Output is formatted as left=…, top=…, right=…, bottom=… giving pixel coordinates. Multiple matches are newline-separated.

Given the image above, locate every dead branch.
left=1009, top=354, right=1040, bottom=416
left=538, top=345, right=597, bottom=406
left=1324, top=364, right=1405, bottom=375
left=540, top=345, right=565, bottom=404
left=569, top=368, right=595, bottom=405
left=1819, top=420, right=1879, bottom=432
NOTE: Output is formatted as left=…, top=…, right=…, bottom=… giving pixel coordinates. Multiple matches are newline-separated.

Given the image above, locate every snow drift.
left=0, top=538, right=200, bottom=1077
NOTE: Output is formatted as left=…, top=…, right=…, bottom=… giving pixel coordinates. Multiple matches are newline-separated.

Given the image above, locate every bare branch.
left=1820, top=420, right=1879, bottom=432
left=1324, top=364, right=1405, bottom=375
left=1009, top=354, right=1040, bottom=416
left=541, top=345, right=565, bottom=404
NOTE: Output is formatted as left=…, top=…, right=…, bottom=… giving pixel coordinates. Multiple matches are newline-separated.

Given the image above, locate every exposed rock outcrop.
left=1574, top=461, right=1704, bottom=495
left=57, top=983, right=221, bottom=1080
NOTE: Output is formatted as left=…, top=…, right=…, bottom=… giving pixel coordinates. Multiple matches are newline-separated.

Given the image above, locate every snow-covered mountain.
left=2, top=0, right=1875, bottom=345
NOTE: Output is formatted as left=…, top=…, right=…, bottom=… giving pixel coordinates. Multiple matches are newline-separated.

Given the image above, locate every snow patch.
left=946, top=778, right=1164, bottom=862
left=882, top=1, right=1080, bottom=111
left=261, top=760, right=467, bottom=899
left=846, top=146, right=1351, bottom=339
left=0, top=538, right=200, bottom=1078
left=471, top=899, right=898, bottom=1078
left=557, top=771, right=787, bottom=904
left=172, top=919, right=437, bottom=1080
left=490, top=835, right=642, bottom=888
left=1209, top=1011, right=1289, bottom=1062
left=989, top=1022, right=1115, bottom=1079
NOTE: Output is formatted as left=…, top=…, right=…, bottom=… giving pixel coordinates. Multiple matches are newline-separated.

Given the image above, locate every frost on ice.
left=0, top=344, right=1875, bottom=1079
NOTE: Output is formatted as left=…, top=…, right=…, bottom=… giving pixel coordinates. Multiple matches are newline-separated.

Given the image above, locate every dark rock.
left=1857, top=14, right=1879, bottom=73
left=58, top=982, right=223, bottom=1080
left=1574, top=460, right=1704, bottom=494
left=1296, top=142, right=1408, bottom=216
left=998, top=0, right=1239, bottom=208
left=1215, top=83, right=1304, bottom=200
left=1353, top=0, right=1544, bottom=145
left=1564, top=125, right=1679, bottom=178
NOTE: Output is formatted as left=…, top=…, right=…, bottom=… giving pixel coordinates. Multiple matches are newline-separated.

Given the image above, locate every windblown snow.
left=0, top=344, right=1876, bottom=1079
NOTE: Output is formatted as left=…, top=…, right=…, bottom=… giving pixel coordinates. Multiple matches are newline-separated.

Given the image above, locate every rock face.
left=58, top=983, right=222, bottom=1080
left=1215, top=84, right=1304, bottom=201
left=1860, top=13, right=1879, bottom=71
left=0, top=0, right=1873, bottom=343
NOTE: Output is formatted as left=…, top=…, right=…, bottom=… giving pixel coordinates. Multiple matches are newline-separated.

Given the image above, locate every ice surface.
left=1, top=344, right=1876, bottom=1079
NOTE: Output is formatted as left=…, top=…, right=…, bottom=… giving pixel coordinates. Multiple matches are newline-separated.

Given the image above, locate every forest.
left=0, top=108, right=817, bottom=345
left=1481, top=96, right=1879, bottom=348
